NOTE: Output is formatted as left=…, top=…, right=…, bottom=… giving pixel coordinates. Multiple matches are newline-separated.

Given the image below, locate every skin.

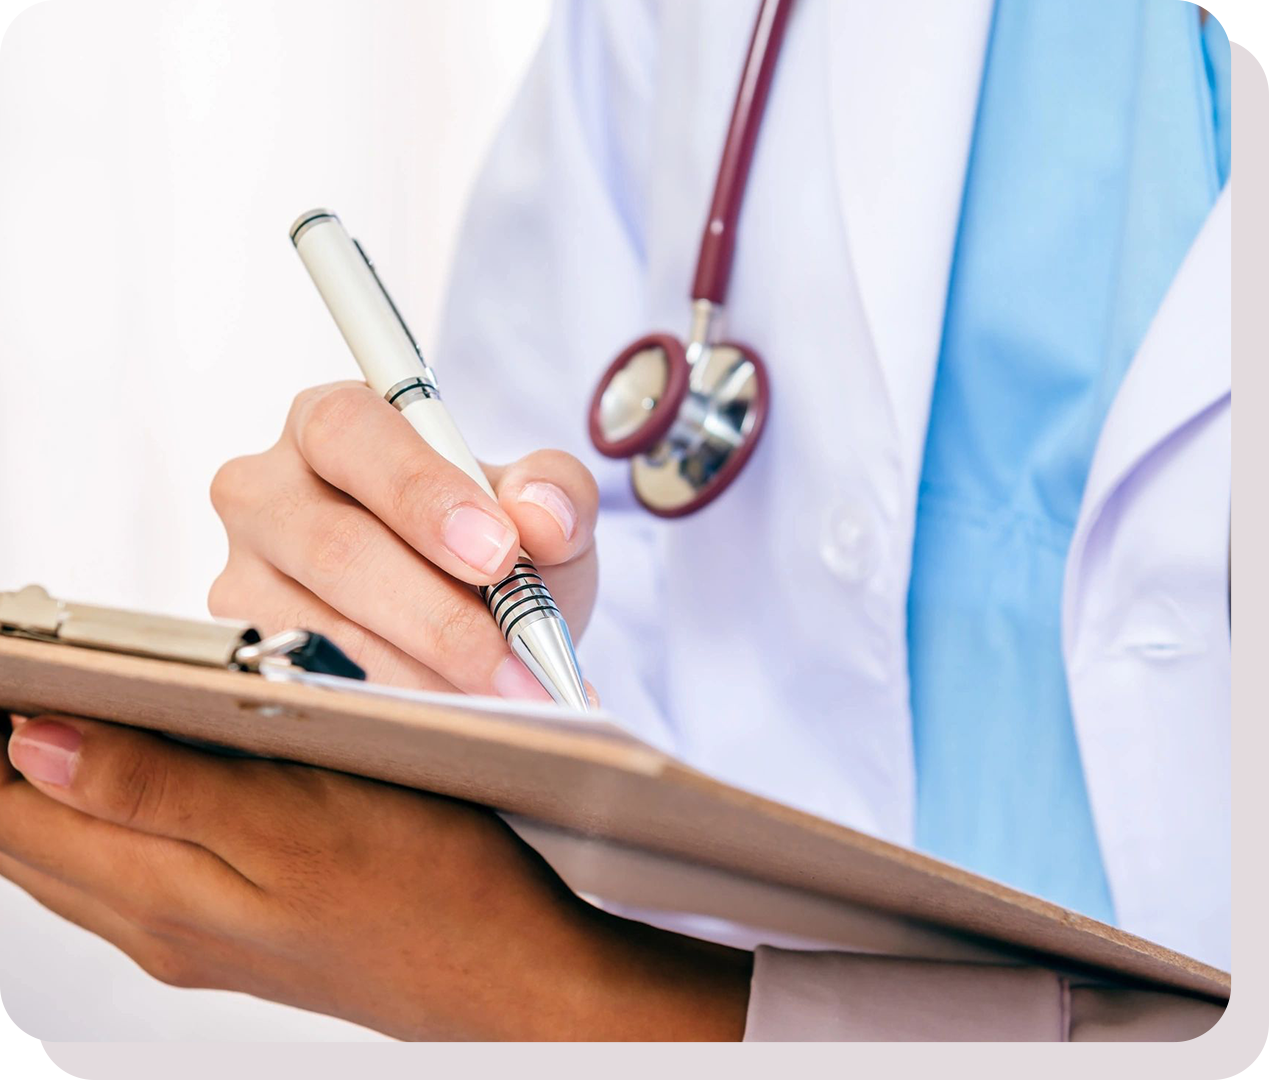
left=206, top=381, right=601, bottom=698
left=0, top=382, right=754, bottom=1040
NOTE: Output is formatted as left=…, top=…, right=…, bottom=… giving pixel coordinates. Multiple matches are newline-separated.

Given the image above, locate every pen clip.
left=352, top=237, right=428, bottom=368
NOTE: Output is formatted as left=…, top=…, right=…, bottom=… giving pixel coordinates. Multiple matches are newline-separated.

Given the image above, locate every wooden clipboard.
left=0, top=631, right=1229, bottom=1002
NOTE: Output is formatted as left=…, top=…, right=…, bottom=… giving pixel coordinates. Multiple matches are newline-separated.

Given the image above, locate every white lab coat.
left=435, top=0, right=1231, bottom=977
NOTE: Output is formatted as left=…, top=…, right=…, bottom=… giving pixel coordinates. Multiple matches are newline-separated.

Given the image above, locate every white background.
left=0, top=0, right=548, bottom=1055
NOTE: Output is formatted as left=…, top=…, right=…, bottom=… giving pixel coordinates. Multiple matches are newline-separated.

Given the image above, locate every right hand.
left=209, top=382, right=600, bottom=700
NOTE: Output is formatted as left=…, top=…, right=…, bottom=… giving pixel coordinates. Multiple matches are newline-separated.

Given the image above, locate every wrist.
left=540, top=902, right=754, bottom=1041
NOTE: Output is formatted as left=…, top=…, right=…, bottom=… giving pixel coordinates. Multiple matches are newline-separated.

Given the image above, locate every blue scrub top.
left=1197, top=4, right=1269, bottom=185
left=907, top=0, right=1230, bottom=923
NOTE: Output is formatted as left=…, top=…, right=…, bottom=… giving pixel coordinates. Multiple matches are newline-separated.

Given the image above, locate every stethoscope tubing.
left=692, top=0, right=798, bottom=305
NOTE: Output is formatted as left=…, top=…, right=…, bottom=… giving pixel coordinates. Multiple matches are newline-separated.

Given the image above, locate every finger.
left=0, top=766, right=257, bottom=927
left=489, top=450, right=599, bottom=569
left=228, top=469, right=542, bottom=699
left=289, top=383, right=521, bottom=585
left=2, top=715, right=19, bottom=785
left=0, top=849, right=151, bottom=957
left=0, top=849, right=238, bottom=992
left=6, top=715, right=269, bottom=851
left=210, top=553, right=457, bottom=692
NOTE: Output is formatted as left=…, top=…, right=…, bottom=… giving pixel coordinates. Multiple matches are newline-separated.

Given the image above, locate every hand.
left=1, top=714, right=752, bottom=1040
left=209, top=382, right=600, bottom=699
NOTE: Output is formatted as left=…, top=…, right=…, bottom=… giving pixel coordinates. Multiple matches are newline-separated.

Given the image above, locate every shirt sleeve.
left=1067, top=985, right=1225, bottom=1042
left=743, top=946, right=1224, bottom=1041
left=744, top=947, right=1068, bottom=1041
left=434, top=0, right=679, bottom=746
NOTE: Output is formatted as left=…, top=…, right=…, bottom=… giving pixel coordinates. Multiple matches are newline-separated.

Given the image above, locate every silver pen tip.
left=483, top=558, right=589, bottom=711
left=509, top=613, right=590, bottom=712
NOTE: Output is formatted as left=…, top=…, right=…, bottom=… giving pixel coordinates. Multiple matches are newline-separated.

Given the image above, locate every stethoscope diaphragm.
left=585, top=0, right=792, bottom=517
left=587, top=310, right=770, bottom=517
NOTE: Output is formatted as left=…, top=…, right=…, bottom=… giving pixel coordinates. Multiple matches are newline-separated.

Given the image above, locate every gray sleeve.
left=1067, top=985, right=1224, bottom=1042
left=743, top=946, right=1223, bottom=1042
left=744, top=947, right=1067, bottom=1041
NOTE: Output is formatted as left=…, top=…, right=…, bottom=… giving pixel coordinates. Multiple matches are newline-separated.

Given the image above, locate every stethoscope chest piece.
left=588, top=314, right=770, bottom=518
left=584, top=0, right=791, bottom=519
left=589, top=333, right=690, bottom=460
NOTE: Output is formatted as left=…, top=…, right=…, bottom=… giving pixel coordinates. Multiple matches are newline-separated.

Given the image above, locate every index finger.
left=289, top=383, right=521, bottom=586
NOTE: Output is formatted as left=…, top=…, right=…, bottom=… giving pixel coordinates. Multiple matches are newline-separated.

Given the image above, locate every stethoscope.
left=587, top=0, right=794, bottom=517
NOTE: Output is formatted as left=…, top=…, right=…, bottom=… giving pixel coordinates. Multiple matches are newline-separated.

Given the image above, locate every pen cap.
left=290, top=210, right=425, bottom=396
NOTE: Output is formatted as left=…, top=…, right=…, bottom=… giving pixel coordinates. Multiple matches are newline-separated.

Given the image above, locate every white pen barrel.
left=292, top=214, right=420, bottom=394
left=292, top=211, right=493, bottom=496
left=399, top=398, right=496, bottom=498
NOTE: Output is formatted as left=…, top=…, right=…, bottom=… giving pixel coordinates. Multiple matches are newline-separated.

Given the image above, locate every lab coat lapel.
left=825, top=0, right=994, bottom=482
left=1064, top=186, right=1232, bottom=641
left=1063, top=186, right=1231, bottom=956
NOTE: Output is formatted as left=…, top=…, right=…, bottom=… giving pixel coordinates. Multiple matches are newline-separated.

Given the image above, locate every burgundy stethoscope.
left=587, top=0, right=793, bottom=517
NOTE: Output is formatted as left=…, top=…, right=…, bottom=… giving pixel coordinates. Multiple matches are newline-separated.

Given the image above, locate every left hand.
left=0, top=714, right=751, bottom=1041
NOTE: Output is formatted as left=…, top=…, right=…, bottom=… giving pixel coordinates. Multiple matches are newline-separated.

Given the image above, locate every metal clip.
left=235, top=628, right=366, bottom=680
left=0, top=584, right=65, bottom=639
left=233, top=629, right=312, bottom=673
left=0, top=585, right=365, bottom=679
left=1, top=585, right=259, bottom=667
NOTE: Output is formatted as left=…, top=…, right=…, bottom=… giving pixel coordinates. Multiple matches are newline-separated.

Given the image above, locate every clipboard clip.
left=0, top=585, right=365, bottom=680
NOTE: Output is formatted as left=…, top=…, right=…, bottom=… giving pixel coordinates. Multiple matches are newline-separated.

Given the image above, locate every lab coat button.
left=820, top=503, right=880, bottom=585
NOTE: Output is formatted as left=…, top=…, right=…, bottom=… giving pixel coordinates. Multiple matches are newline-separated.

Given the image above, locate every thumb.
left=489, top=450, right=599, bottom=569
left=7, top=715, right=242, bottom=846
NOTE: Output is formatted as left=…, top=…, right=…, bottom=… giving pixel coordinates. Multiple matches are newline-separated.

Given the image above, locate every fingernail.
left=443, top=505, right=516, bottom=576
left=9, top=721, right=81, bottom=787
left=493, top=656, right=553, bottom=703
left=517, top=482, right=577, bottom=543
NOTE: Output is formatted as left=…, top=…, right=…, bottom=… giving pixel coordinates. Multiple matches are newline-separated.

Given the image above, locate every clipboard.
left=0, top=587, right=1229, bottom=1002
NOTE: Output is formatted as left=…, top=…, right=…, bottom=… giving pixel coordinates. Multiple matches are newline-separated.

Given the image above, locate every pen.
left=289, top=209, right=589, bottom=711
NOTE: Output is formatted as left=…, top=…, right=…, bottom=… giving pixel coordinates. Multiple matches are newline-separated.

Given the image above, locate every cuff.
left=743, top=946, right=1069, bottom=1042
left=1068, top=986, right=1224, bottom=1041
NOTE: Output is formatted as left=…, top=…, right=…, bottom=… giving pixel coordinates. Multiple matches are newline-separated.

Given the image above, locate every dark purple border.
left=0, top=10, right=1253, bottom=1080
